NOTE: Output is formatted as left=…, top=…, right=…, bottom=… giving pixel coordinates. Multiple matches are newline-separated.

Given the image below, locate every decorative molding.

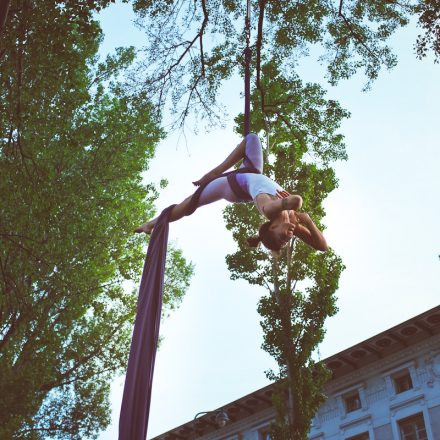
left=325, top=334, right=440, bottom=394
left=381, top=359, right=416, bottom=379
left=385, top=375, right=395, bottom=400
left=365, top=382, right=387, bottom=406
left=389, top=392, right=425, bottom=412
left=426, top=350, right=440, bottom=379
left=409, top=364, right=421, bottom=390
left=359, top=386, right=369, bottom=412
left=316, top=339, right=440, bottom=427
left=339, top=413, right=372, bottom=431
left=333, top=381, right=366, bottom=396
left=337, top=395, right=346, bottom=420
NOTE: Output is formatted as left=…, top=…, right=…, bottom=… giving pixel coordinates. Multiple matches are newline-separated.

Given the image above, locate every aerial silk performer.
left=119, top=0, right=328, bottom=433
left=119, top=132, right=329, bottom=440
left=135, top=133, right=328, bottom=253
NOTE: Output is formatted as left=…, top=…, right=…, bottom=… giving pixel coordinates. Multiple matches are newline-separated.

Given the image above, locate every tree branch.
left=256, top=0, right=267, bottom=115
left=338, top=0, right=378, bottom=59
left=39, top=323, right=124, bottom=392
left=146, top=0, right=209, bottom=87
left=0, top=0, right=11, bottom=34
left=199, top=0, right=208, bottom=77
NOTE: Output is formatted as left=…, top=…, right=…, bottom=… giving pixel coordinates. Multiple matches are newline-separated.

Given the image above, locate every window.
left=393, top=369, right=413, bottom=394
left=344, top=392, right=362, bottom=413
left=398, top=413, right=427, bottom=440
left=346, top=433, right=369, bottom=440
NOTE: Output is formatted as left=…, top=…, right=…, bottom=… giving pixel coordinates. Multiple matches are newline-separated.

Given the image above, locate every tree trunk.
left=0, top=0, right=11, bottom=33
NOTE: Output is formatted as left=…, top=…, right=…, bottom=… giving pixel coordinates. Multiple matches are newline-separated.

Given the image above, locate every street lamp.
left=214, top=409, right=230, bottom=428
left=193, top=409, right=230, bottom=428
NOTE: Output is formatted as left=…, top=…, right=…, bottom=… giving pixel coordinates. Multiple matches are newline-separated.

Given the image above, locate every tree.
left=0, top=1, right=193, bottom=438
left=121, top=0, right=437, bottom=437
left=223, top=65, right=346, bottom=439
left=414, top=0, right=440, bottom=62
left=127, top=0, right=412, bottom=129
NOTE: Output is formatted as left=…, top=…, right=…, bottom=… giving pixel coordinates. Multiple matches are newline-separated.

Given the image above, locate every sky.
left=96, top=3, right=440, bottom=439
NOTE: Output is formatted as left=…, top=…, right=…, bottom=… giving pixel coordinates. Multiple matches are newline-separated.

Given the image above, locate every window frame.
left=392, top=368, right=414, bottom=395
left=343, top=391, right=363, bottom=414
left=382, top=361, right=420, bottom=400
left=390, top=400, right=434, bottom=440
left=346, top=432, right=370, bottom=440
left=398, top=412, right=428, bottom=440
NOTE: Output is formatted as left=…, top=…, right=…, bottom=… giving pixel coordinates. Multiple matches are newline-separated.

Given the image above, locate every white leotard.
left=236, top=173, right=284, bottom=200
left=197, top=133, right=285, bottom=208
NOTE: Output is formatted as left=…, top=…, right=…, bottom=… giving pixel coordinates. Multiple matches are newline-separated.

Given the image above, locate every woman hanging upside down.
left=135, top=133, right=328, bottom=253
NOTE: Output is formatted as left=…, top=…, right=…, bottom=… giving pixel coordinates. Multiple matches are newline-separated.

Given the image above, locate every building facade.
left=152, top=306, right=440, bottom=440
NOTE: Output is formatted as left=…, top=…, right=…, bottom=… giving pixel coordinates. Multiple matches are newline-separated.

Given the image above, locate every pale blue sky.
left=96, top=3, right=440, bottom=439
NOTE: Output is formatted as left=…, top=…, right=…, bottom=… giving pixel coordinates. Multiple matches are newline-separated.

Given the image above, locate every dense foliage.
left=119, top=0, right=438, bottom=436
left=1, top=0, right=437, bottom=437
left=224, top=66, right=346, bottom=438
left=0, top=1, right=192, bottom=438
left=415, top=0, right=440, bottom=61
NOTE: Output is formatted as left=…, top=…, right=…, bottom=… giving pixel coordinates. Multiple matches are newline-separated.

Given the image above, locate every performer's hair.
left=247, top=221, right=282, bottom=252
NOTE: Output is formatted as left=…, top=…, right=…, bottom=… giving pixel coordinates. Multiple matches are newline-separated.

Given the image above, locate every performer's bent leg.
left=197, top=177, right=239, bottom=206
left=193, top=133, right=263, bottom=186
left=240, top=133, right=263, bottom=173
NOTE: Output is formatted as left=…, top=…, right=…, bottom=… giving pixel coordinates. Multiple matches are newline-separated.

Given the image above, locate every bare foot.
left=134, top=221, right=154, bottom=234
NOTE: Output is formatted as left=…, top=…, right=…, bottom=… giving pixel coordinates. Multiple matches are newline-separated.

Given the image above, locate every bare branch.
left=256, top=0, right=268, bottom=115
left=338, top=0, right=378, bottom=59
left=0, top=0, right=11, bottom=34
left=199, top=0, right=209, bottom=77
left=144, top=0, right=209, bottom=88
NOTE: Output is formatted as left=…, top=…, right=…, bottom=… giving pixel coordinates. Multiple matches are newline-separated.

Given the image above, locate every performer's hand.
left=296, top=212, right=311, bottom=225
left=192, top=170, right=217, bottom=186
left=192, top=174, right=209, bottom=186
left=276, top=190, right=290, bottom=199
left=192, top=177, right=204, bottom=186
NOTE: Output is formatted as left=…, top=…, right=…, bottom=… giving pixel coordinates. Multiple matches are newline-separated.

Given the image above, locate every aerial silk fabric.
left=117, top=168, right=256, bottom=439
left=119, top=205, right=175, bottom=440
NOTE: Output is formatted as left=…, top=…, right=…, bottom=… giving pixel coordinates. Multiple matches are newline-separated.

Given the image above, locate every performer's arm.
left=293, top=213, right=328, bottom=252
left=256, top=193, right=303, bottom=220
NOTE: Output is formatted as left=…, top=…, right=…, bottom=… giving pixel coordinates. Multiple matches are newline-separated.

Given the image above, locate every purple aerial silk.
left=119, top=205, right=175, bottom=440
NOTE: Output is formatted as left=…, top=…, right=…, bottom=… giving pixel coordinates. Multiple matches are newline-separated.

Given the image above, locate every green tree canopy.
left=127, top=0, right=415, bottom=128
left=414, top=0, right=440, bottom=61
left=0, top=1, right=193, bottom=438
left=224, top=66, right=346, bottom=438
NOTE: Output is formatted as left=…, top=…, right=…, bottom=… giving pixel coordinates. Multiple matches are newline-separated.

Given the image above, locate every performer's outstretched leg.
left=136, top=135, right=258, bottom=234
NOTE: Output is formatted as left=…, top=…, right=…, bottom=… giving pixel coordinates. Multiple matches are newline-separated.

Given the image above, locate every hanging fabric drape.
left=244, top=0, right=251, bottom=137
left=119, top=2, right=253, bottom=438
left=119, top=205, right=175, bottom=440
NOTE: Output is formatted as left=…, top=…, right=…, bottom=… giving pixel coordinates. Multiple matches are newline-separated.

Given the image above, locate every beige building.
left=152, top=306, right=440, bottom=440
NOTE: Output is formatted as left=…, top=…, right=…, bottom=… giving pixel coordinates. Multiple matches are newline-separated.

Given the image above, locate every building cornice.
left=326, top=332, right=440, bottom=393
left=152, top=305, right=440, bottom=440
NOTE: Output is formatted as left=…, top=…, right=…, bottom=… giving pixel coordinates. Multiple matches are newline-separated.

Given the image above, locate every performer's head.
left=247, top=219, right=296, bottom=253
